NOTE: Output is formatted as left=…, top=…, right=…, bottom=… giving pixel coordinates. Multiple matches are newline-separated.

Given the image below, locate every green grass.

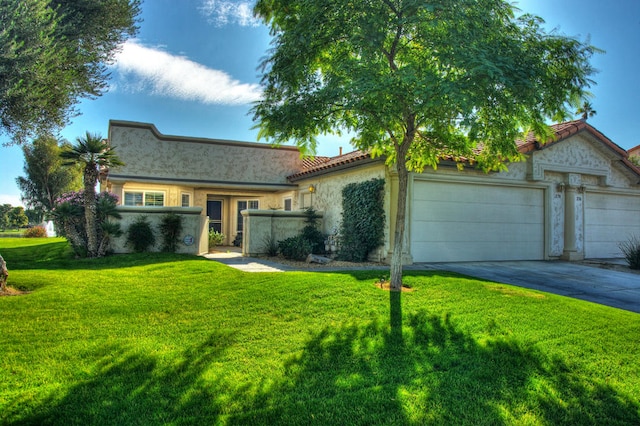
left=1, top=238, right=639, bottom=425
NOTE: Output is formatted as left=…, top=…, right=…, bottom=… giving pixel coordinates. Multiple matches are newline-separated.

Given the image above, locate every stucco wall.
left=293, top=163, right=389, bottom=261
left=109, top=207, right=208, bottom=255
left=295, top=164, right=387, bottom=233
left=242, top=210, right=322, bottom=256
left=108, top=121, right=304, bottom=186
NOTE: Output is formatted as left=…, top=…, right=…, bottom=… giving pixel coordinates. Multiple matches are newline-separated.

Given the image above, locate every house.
left=628, top=144, right=640, bottom=159
left=103, top=119, right=640, bottom=262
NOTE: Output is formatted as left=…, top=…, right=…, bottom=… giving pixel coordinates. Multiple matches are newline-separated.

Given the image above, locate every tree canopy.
left=252, top=0, right=598, bottom=288
left=0, top=0, right=141, bottom=143
left=16, top=135, right=82, bottom=222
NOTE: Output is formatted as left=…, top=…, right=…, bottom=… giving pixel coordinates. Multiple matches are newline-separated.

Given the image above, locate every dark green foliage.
left=278, top=235, right=313, bottom=261
left=278, top=208, right=326, bottom=260
left=1, top=0, right=141, bottom=142
left=301, top=208, right=326, bottom=254
left=0, top=205, right=29, bottom=231
left=339, top=179, right=385, bottom=261
left=159, top=213, right=183, bottom=253
left=126, top=216, right=155, bottom=253
left=619, top=236, right=640, bottom=270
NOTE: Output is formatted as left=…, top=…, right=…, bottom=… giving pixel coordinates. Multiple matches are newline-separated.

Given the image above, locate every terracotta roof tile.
left=288, top=150, right=373, bottom=180
left=301, top=156, right=331, bottom=169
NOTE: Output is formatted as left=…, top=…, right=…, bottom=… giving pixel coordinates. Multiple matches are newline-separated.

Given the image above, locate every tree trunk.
left=84, top=166, right=99, bottom=257
left=0, top=254, right=8, bottom=293
left=390, top=160, right=409, bottom=290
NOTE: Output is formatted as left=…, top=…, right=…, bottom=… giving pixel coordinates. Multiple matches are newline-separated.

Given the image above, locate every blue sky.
left=1, top=0, right=639, bottom=206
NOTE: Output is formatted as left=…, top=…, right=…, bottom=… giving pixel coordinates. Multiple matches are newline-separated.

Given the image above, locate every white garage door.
left=411, top=181, right=545, bottom=262
left=585, top=192, right=640, bottom=259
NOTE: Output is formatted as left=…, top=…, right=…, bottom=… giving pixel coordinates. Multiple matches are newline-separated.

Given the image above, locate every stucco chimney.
left=339, top=147, right=343, bottom=156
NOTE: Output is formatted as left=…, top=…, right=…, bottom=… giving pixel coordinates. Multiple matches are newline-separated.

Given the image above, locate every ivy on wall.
left=338, top=178, right=385, bottom=261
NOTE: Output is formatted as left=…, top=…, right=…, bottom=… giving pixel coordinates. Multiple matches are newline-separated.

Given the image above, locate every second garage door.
left=411, top=181, right=545, bottom=262
left=585, top=192, right=640, bottom=259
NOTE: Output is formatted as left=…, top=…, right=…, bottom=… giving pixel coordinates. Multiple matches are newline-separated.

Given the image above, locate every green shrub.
left=278, top=235, right=313, bottom=261
left=262, top=234, right=279, bottom=256
left=277, top=208, right=325, bottom=260
left=126, top=216, right=155, bottom=253
left=619, top=236, right=640, bottom=269
left=338, top=178, right=385, bottom=261
left=208, top=229, right=225, bottom=249
left=159, top=213, right=183, bottom=253
left=301, top=208, right=326, bottom=254
left=23, top=226, right=47, bottom=238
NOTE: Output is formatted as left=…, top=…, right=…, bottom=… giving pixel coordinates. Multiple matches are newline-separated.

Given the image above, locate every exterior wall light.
left=308, top=184, right=316, bottom=193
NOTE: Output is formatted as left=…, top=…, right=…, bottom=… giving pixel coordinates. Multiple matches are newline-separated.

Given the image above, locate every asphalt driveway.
left=427, top=260, right=640, bottom=314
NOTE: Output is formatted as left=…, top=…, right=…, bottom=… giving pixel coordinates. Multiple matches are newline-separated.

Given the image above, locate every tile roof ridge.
left=289, top=149, right=373, bottom=180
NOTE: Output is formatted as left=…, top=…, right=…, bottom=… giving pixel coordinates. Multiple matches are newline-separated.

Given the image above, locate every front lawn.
left=1, top=238, right=639, bottom=425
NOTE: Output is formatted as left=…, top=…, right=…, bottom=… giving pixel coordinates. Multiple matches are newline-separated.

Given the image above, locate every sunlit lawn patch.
left=1, top=238, right=639, bottom=425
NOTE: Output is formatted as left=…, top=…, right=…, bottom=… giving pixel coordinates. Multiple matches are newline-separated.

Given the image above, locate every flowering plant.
left=52, top=190, right=121, bottom=257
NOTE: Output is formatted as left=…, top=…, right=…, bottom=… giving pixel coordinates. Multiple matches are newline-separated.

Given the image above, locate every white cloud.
left=112, top=40, right=262, bottom=105
left=0, top=194, right=23, bottom=207
left=200, top=0, right=259, bottom=27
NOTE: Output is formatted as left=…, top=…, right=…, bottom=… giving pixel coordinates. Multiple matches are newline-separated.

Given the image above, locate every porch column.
left=562, top=174, right=584, bottom=261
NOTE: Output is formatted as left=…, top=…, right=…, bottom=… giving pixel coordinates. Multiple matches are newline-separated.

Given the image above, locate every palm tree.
left=576, top=101, right=597, bottom=120
left=61, top=132, right=124, bottom=257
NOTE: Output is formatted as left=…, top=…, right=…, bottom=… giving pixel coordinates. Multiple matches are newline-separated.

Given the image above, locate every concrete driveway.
left=426, top=260, right=640, bottom=314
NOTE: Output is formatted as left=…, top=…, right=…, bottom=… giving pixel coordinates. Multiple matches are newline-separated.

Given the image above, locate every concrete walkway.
left=204, top=251, right=640, bottom=314
left=203, top=251, right=297, bottom=272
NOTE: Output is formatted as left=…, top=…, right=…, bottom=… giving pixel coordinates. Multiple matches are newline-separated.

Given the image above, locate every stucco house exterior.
left=103, top=119, right=640, bottom=263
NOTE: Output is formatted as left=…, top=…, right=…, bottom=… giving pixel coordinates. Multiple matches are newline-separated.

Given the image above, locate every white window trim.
left=123, top=190, right=166, bottom=207
left=181, top=192, right=191, bottom=207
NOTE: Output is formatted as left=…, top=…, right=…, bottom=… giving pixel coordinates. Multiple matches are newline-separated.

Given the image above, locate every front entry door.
left=207, top=200, right=223, bottom=233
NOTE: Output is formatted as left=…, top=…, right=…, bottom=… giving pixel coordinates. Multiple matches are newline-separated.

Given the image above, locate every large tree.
left=0, top=0, right=140, bottom=143
left=61, top=132, right=123, bottom=258
left=16, top=135, right=82, bottom=223
left=252, top=0, right=597, bottom=290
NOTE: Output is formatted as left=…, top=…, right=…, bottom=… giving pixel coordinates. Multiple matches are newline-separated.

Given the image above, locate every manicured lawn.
left=1, top=238, right=639, bottom=425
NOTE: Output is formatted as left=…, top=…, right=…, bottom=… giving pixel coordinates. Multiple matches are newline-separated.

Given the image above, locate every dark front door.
left=207, top=200, right=223, bottom=233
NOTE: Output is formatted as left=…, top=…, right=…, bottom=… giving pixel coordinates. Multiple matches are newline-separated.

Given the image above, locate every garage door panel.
left=414, top=183, right=538, bottom=204
left=412, top=201, right=542, bottom=224
left=412, top=222, right=542, bottom=243
left=586, top=209, right=640, bottom=226
left=585, top=193, right=640, bottom=258
left=411, top=181, right=544, bottom=262
left=412, top=241, right=544, bottom=262
left=587, top=193, right=640, bottom=211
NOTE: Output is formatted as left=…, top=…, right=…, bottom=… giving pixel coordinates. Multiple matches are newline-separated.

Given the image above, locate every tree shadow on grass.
left=6, top=330, right=238, bottom=425
left=8, top=310, right=638, bottom=425
left=230, top=310, right=639, bottom=425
